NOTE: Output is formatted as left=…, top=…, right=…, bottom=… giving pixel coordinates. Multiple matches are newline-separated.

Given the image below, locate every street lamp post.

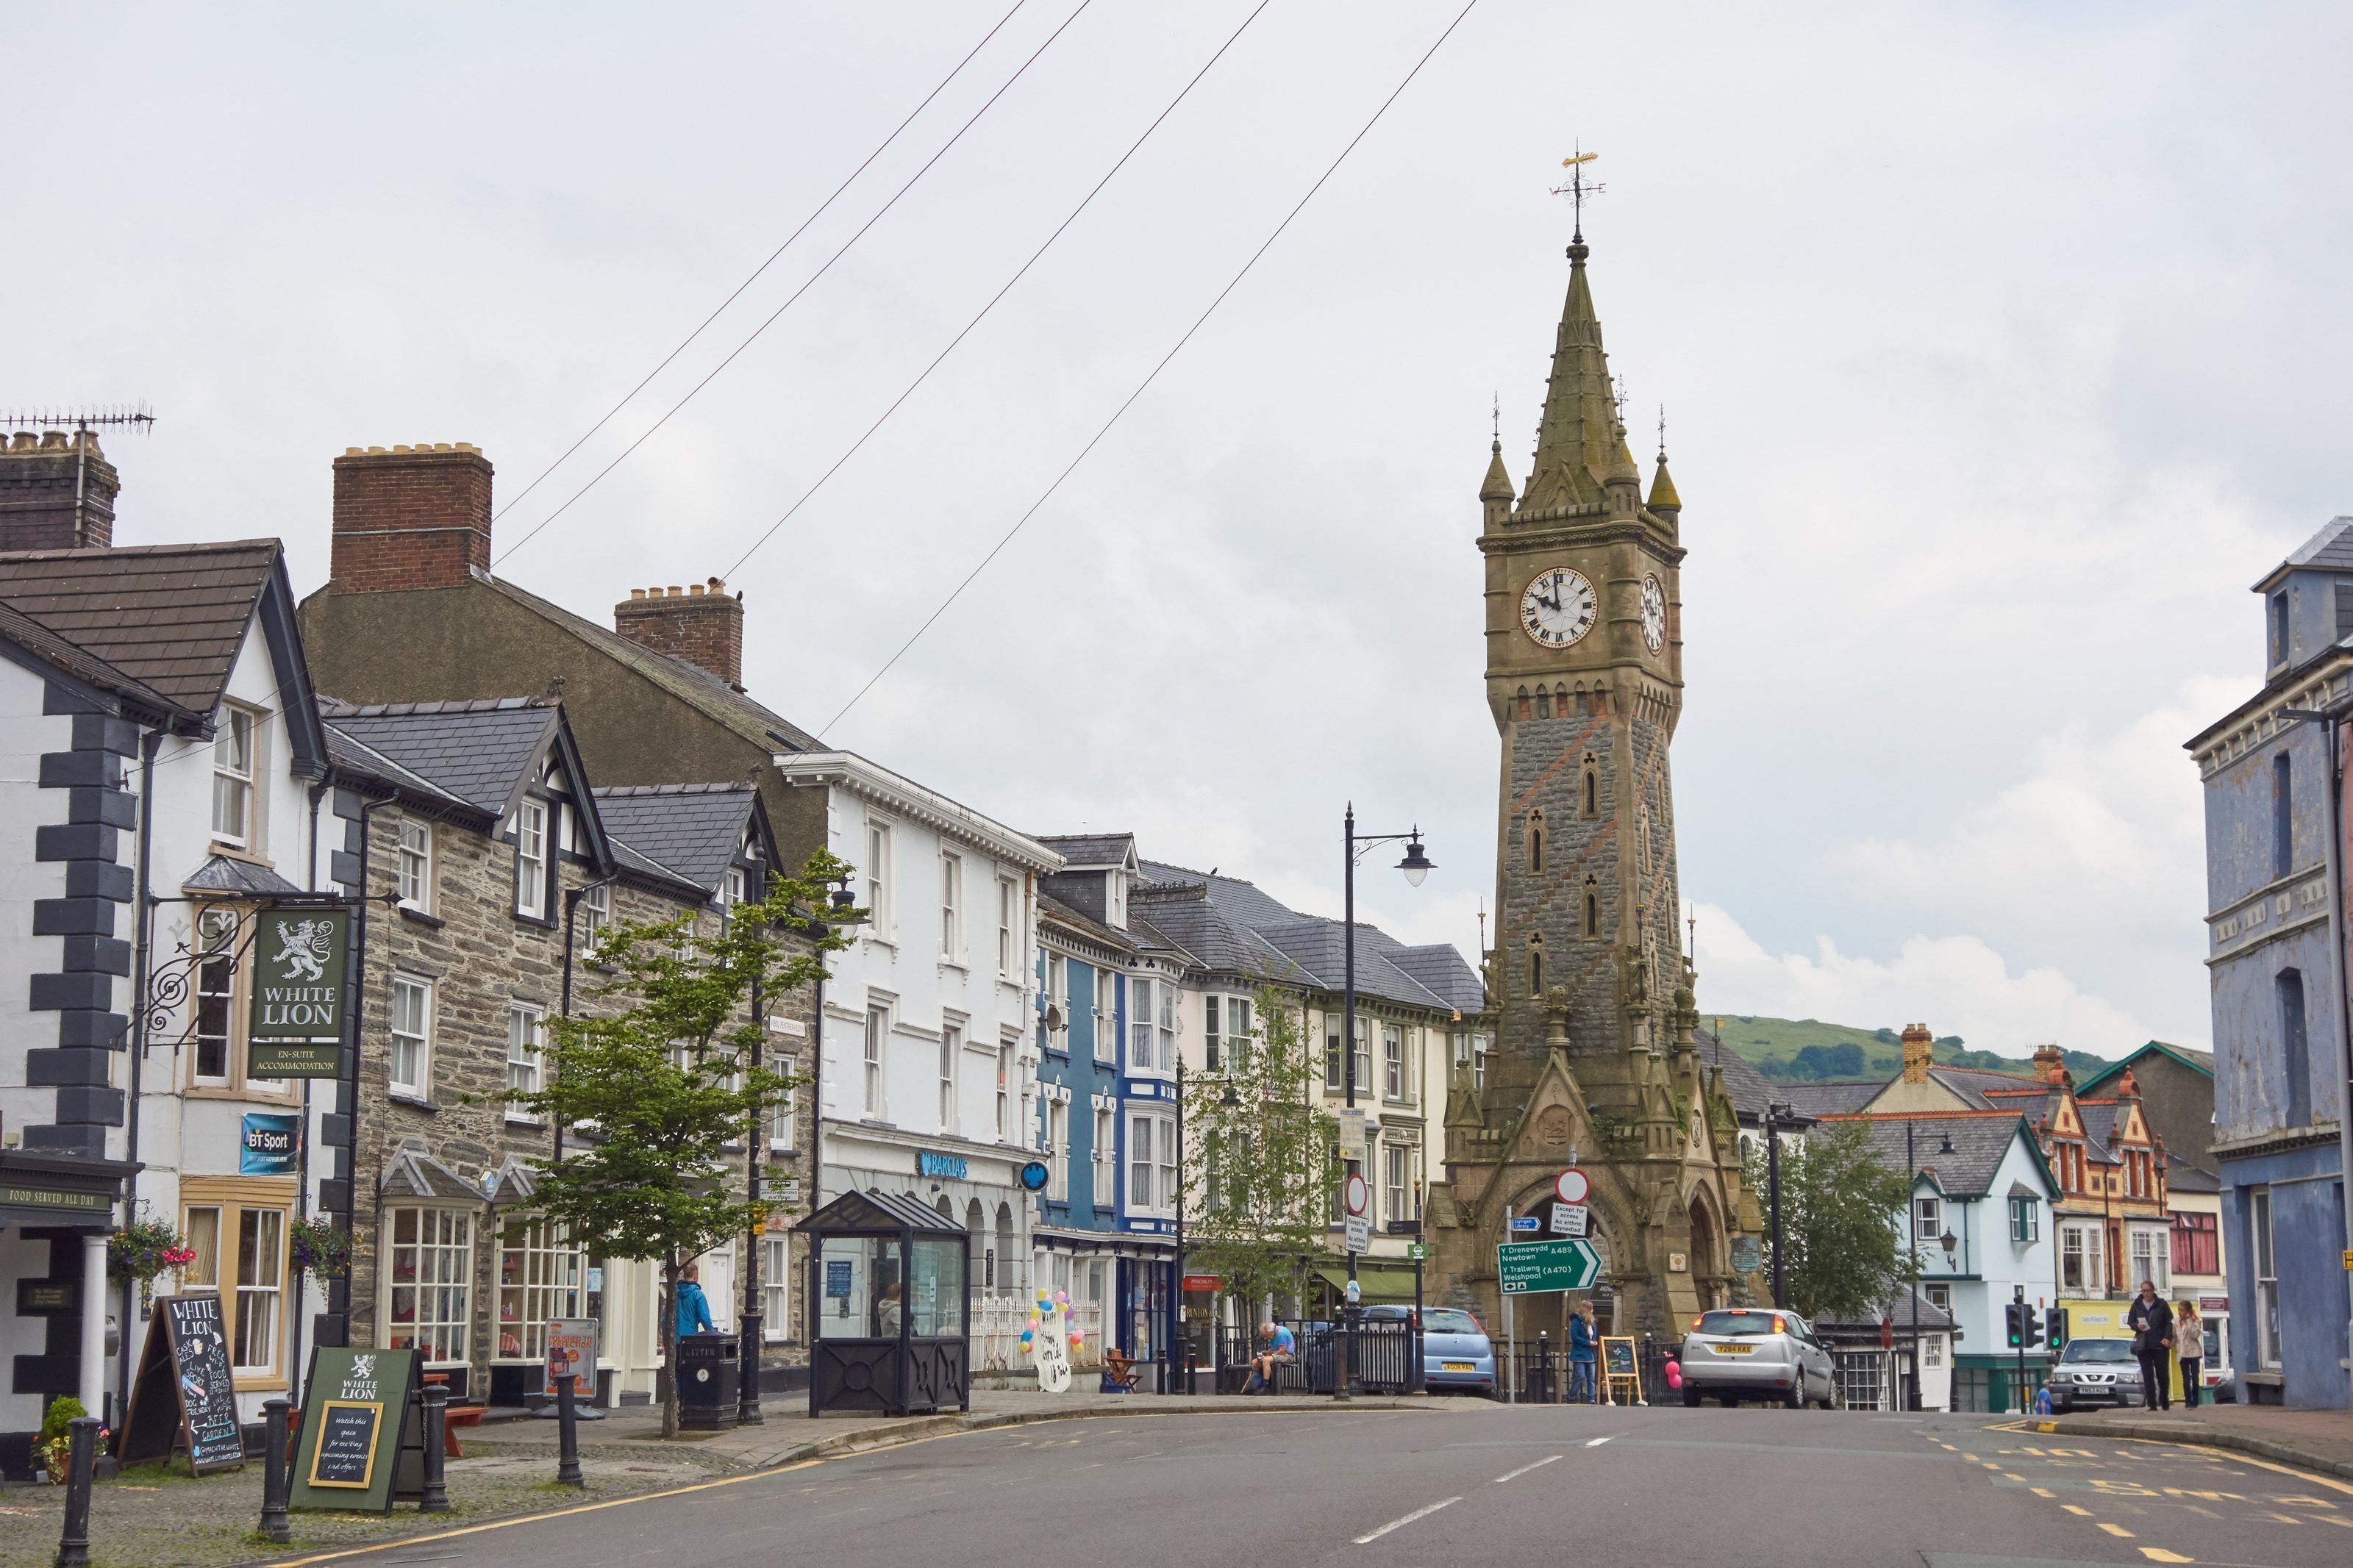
left=1338, top=804, right=1432, bottom=1402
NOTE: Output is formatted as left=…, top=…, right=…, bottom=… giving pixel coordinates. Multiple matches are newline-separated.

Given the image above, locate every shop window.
left=497, top=1217, right=584, bottom=1361
left=388, top=1206, right=474, bottom=1364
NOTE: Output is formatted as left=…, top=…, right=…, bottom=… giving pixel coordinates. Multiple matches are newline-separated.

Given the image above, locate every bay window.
left=387, top=1206, right=474, bottom=1364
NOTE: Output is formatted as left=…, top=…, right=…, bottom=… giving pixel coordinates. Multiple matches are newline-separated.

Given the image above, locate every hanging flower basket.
left=289, top=1216, right=353, bottom=1278
left=107, top=1219, right=195, bottom=1286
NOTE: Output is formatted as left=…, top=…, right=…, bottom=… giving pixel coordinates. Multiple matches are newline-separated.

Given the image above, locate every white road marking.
left=1492, top=1455, right=1563, bottom=1483
left=1584, top=1435, right=1615, bottom=1448
left=1354, top=1496, right=1462, bottom=1544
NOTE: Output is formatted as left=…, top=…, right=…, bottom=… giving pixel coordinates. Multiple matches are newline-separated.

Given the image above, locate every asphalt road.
left=273, top=1403, right=2353, bottom=1568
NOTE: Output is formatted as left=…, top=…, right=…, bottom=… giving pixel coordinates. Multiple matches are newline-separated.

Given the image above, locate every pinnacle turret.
left=1648, top=450, right=1682, bottom=515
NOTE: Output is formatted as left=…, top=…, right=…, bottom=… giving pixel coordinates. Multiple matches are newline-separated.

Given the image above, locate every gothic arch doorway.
left=1688, top=1189, right=1722, bottom=1309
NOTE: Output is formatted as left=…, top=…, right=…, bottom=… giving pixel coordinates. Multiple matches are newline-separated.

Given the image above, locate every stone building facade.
left=321, top=696, right=809, bottom=1406
left=1429, top=227, right=1758, bottom=1340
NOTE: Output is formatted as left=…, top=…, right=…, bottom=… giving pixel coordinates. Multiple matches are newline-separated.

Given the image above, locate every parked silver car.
left=2046, top=1337, right=2146, bottom=1411
left=1679, top=1309, right=1838, bottom=1408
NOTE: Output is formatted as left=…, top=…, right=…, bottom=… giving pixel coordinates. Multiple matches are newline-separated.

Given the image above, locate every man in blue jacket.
left=1567, top=1299, right=1599, bottom=1403
left=676, top=1261, right=715, bottom=1337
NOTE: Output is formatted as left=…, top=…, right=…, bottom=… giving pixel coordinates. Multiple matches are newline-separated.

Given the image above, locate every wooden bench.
left=443, top=1403, right=487, bottom=1457
left=1101, top=1350, right=1143, bottom=1392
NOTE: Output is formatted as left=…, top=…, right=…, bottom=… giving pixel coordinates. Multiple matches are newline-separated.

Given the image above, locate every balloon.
left=1664, top=1359, right=1680, bottom=1377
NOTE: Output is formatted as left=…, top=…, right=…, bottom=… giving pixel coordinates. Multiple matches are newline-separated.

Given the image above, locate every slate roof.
left=1035, top=833, right=1135, bottom=868
left=2077, top=1100, right=2123, bottom=1161
left=321, top=698, right=560, bottom=817
left=0, top=598, right=188, bottom=721
left=2076, top=1041, right=2213, bottom=1098
left=1817, top=1290, right=1958, bottom=1334
left=1038, top=891, right=1143, bottom=956
left=593, top=783, right=758, bottom=897
left=2167, top=1157, right=2221, bottom=1195
left=1774, top=1080, right=1885, bottom=1118
left=477, top=575, right=822, bottom=753
left=182, top=853, right=306, bottom=897
left=2258, top=515, right=2353, bottom=587
left=1822, top=1111, right=2040, bottom=1200
left=1134, top=858, right=1482, bottom=1013
left=0, top=540, right=282, bottom=711
left=321, top=722, right=477, bottom=815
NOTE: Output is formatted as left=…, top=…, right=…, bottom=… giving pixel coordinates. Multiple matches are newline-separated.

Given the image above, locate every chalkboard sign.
left=289, top=1346, right=418, bottom=1514
left=306, top=1401, right=383, bottom=1489
left=118, top=1295, right=246, bottom=1474
left=1602, top=1336, right=1638, bottom=1378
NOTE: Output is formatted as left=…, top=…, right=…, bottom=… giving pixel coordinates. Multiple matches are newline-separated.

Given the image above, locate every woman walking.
left=2175, top=1301, right=2204, bottom=1409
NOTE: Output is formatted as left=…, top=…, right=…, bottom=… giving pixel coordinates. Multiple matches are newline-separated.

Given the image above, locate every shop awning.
left=1308, top=1264, right=1424, bottom=1304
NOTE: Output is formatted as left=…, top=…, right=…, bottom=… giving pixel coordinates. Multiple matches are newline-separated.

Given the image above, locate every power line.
left=721, top=0, right=1274, bottom=581
left=490, top=1, right=1033, bottom=527
left=819, top=0, right=1482, bottom=738
left=494, top=0, right=1096, bottom=567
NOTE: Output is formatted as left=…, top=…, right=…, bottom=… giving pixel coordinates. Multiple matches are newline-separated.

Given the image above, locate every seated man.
left=1249, top=1320, right=1296, bottom=1393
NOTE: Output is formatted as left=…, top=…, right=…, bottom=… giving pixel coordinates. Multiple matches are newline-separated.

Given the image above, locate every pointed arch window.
left=1528, top=933, right=1545, bottom=997
left=1583, top=876, right=1599, bottom=939
left=1516, top=687, right=1531, bottom=721
left=1582, top=755, right=1599, bottom=820
left=1536, top=688, right=1552, bottom=719
left=1554, top=684, right=1568, bottom=716
left=1528, top=808, right=1545, bottom=875
left=1575, top=688, right=1590, bottom=717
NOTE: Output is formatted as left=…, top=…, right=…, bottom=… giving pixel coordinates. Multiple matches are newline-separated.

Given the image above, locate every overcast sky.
left=11, top=1, right=2350, bottom=1057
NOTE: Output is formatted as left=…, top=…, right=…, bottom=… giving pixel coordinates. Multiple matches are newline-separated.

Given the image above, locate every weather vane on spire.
left=1552, top=146, right=1602, bottom=243
left=1613, top=375, right=1628, bottom=429
left=1491, top=390, right=1500, bottom=445
left=1657, top=404, right=1668, bottom=460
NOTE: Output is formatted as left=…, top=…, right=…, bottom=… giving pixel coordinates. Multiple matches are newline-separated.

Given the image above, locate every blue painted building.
left=2188, top=515, right=2353, bottom=1408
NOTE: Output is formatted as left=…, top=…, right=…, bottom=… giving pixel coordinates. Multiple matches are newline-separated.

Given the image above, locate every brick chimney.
left=0, top=429, right=119, bottom=551
left=2032, top=1042, right=2066, bottom=1085
left=1899, top=1022, right=1934, bottom=1084
left=329, top=444, right=493, bottom=593
left=615, top=578, right=743, bottom=687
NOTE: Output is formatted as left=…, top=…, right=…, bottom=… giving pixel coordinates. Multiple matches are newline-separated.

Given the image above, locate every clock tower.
left=1429, top=226, right=1760, bottom=1342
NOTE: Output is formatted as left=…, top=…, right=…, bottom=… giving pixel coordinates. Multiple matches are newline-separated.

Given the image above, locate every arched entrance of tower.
left=1686, top=1184, right=1724, bottom=1311
left=1502, top=1173, right=1623, bottom=1341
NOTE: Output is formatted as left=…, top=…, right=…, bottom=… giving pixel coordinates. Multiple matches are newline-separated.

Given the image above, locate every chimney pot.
left=689, top=583, right=705, bottom=595
left=0, top=427, right=120, bottom=549
left=614, top=574, right=745, bottom=686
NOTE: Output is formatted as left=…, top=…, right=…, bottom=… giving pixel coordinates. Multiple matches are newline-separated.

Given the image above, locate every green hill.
left=1700, top=1014, right=2112, bottom=1084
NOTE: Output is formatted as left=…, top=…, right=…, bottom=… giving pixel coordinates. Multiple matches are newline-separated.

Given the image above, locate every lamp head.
left=1940, top=1228, right=1958, bottom=1256
left=1397, top=835, right=1434, bottom=887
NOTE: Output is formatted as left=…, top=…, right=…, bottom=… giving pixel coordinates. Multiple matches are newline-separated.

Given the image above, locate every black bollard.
left=418, top=1385, right=449, bottom=1514
left=259, top=1398, right=292, bottom=1544
left=53, top=1416, right=100, bottom=1568
left=555, top=1373, right=584, bottom=1488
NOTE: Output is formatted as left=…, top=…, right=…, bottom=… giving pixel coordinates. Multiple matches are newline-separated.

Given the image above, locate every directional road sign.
left=1498, top=1236, right=1602, bottom=1294
left=1508, top=1215, right=1541, bottom=1234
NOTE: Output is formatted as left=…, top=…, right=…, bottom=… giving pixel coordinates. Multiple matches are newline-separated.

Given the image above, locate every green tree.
left=507, top=851, right=857, bottom=1439
left=1180, top=984, right=1338, bottom=1325
left=1747, top=1119, right=1914, bottom=1325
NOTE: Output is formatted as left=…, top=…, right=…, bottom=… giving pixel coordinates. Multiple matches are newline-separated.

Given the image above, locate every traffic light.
left=2021, top=1305, right=2044, bottom=1350
left=2043, top=1307, right=2067, bottom=1350
left=2004, top=1300, right=2027, bottom=1348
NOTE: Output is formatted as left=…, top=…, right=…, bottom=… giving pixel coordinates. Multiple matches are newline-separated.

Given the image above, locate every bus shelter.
left=804, top=1189, right=971, bottom=1417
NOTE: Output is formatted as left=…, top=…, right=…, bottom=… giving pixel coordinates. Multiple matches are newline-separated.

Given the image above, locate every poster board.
left=289, top=1346, right=420, bottom=1514
left=1599, top=1336, right=1643, bottom=1406
left=117, top=1295, right=246, bottom=1473
left=543, top=1318, right=599, bottom=1400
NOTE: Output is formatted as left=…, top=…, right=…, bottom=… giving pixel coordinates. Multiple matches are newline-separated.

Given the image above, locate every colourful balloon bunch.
left=1020, top=1289, right=1085, bottom=1355
left=1664, top=1358, right=1683, bottom=1390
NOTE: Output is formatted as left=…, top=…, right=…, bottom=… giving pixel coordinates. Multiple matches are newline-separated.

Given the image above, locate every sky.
left=9, top=1, right=2350, bottom=1059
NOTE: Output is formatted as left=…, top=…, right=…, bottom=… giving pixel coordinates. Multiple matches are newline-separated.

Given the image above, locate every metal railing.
left=1503, top=1332, right=1674, bottom=1405
left=1211, top=1317, right=1420, bottom=1395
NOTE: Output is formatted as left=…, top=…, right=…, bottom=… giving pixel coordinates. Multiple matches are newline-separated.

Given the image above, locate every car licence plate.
left=1715, top=1342, right=1754, bottom=1354
left=1443, top=1361, right=1475, bottom=1372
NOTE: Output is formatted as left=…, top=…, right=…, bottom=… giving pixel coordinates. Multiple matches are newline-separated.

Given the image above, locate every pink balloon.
left=1667, top=1371, right=1682, bottom=1389
left=1665, top=1359, right=1680, bottom=1376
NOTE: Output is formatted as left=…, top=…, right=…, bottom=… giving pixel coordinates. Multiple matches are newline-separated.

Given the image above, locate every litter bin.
left=677, top=1332, right=740, bottom=1430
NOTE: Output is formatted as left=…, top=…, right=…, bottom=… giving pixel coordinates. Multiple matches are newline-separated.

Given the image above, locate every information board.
left=118, top=1294, right=246, bottom=1473
left=543, top=1317, right=599, bottom=1400
left=289, top=1346, right=419, bottom=1514
left=306, top=1402, right=383, bottom=1489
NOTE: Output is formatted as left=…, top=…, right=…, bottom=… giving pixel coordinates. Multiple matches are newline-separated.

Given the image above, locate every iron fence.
left=1211, top=1317, right=1420, bottom=1395
left=1500, top=1332, right=1673, bottom=1404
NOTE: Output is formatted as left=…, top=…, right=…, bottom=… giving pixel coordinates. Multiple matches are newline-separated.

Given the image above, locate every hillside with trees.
left=1702, top=1014, right=2113, bottom=1084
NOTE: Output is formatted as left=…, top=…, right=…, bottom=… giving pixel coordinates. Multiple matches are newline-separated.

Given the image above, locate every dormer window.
left=1106, top=868, right=1126, bottom=928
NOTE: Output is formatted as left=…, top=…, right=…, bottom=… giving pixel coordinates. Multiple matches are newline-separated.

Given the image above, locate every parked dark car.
left=2046, top=1337, right=2146, bottom=1411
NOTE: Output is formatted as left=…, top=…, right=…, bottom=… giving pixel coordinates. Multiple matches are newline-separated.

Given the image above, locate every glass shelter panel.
left=910, top=1238, right=965, bottom=1337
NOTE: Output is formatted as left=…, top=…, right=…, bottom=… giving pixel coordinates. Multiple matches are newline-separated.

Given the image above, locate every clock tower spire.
left=1432, top=204, right=1757, bottom=1345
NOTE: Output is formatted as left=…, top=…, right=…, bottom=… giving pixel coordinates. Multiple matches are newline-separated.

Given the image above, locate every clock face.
left=1520, top=568, right=1597, bottom=649
left=1640, top=575, right=1666, bottom=654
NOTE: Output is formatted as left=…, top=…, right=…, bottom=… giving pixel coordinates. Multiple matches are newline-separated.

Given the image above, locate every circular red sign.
left=1554, top=1167, right=1590, bottom=1205
left=1343, top=1173, right=1370, bottom=1217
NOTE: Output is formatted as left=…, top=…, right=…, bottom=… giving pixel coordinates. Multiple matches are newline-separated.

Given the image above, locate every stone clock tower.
left=1427, top=228, right=1760, bottom=1342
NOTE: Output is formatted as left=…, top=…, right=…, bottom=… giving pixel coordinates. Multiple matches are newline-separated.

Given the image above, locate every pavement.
left=2030, top=1401, right=2353, bottom=1483
left=254, top=1403, right=2353, bottom=1568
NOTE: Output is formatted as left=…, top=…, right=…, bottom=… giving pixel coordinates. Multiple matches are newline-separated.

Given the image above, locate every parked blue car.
left=1365, top=1305, right=1496, bottom=1394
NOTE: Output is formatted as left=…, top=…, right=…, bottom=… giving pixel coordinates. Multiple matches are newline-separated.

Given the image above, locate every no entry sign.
left=1555, top=1167, right=1590, bottom=1205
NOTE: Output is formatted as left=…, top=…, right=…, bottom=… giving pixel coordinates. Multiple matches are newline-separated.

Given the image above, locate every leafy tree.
left=1746, top=1119, right=1914, bottom=1324
left=507, top=851, right=857, bottom=1439
left=1180, top=983, right=1338, bottom=1327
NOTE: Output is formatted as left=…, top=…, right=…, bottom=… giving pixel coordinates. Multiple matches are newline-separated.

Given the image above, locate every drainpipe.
left=288, top=778, right=328, bottom=1411
left=115, top=728, right=163, bottom=1417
